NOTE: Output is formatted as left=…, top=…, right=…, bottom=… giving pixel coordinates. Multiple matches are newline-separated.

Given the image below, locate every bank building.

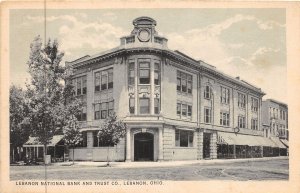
left=64, top=16, right=287, bottom=162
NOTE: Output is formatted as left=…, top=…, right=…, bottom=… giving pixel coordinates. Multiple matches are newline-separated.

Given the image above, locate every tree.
left=62, top=72, right=83, bottom=165
left=9, top=85, right=31, bottom=162
left=26, top=36, right=65, bottom=163
left=97, top=113, right=126, bottom=166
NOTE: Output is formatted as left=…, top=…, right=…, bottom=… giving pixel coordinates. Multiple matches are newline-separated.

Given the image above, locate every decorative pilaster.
left=125, top=127, right=131, bottom=162
left=210, top=132, right=217, bottom=159
left=158, top=127, right=163, bottom=161
left=197, top=130, right=204, bottom=160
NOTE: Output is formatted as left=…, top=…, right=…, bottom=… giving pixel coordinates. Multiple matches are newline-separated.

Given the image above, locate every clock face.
left=138, top=29, right=150, bottom=42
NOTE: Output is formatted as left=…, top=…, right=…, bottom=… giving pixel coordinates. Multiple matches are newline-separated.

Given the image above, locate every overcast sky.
left=10, top=9, right=286, bottom=101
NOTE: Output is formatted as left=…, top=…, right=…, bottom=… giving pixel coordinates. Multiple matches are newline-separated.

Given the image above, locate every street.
left=10, top=158, right=288, bottom=181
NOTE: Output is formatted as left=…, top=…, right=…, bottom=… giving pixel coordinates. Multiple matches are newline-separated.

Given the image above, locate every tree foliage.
left=26, top=36, right=66, bottom=149
left=9, top=85, right=31, bottom=147
left=97, top=113, right=126, bottom=146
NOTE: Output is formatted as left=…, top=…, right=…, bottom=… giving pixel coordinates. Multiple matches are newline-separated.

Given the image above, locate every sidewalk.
left=53, top=156, right=288, bottom=168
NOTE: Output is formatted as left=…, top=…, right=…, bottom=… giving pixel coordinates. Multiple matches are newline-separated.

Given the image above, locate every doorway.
left=134, top=132, right=154, bottom=161
left=203, top=133, right=211, bottom=159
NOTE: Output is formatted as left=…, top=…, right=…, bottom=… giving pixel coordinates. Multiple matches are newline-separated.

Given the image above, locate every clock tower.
left=120, top=16, right=168, bottom=48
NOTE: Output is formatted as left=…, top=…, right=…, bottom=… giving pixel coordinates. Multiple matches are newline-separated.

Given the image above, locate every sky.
left=9, top=9, right=286, bottom=101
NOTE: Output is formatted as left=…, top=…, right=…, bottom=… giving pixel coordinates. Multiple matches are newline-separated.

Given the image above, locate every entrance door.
left=203, top=133, right=211, bottom=159
left=134, top=133, right=154, bottom=161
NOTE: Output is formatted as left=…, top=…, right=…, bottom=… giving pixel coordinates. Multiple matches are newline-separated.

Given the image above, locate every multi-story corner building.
left=262, top=99, right=289, bottom=155
left=66, top=16, right=286, bottom=162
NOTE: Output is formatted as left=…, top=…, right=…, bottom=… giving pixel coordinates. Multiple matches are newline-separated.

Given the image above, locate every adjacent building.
left=66, top=16, right=287, bottom=162
left=262, top=99, right=289, bottom=155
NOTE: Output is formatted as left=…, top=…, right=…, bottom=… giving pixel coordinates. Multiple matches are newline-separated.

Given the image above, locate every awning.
left=23, top=135, right=64, bottom=147
left=218, top=132, right=277, bottom=147
left=255, top=137, right=277, bottom=147
left=271, top=137, right=286, bottom=149
left=280, top=139, right=289, bottom=147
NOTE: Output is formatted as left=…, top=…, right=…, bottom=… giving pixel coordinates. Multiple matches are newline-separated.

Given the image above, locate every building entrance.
left=203, top=133, right=211, bottom=159
left=134, top=133, right=154, bottom=161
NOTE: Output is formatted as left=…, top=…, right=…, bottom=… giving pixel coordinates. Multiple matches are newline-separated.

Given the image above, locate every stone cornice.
left=69, top=47, right=265, bottom=96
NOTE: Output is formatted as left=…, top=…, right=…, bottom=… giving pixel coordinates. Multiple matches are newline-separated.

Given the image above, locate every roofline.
left=263, top=99, right=288, bottom=107
left=68, top=47, right=265, bottom=95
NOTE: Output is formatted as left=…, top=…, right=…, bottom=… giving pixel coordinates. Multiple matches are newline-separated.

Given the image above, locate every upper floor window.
left=129, top=98, right=135, bottom=114
left=177, top=102, right=192, bottom=118
left=175, top=129, right=194, bottom=147
left=128, top=62, right=135, bottom=86
left=73, top=76, right=87, bottom=96
left=238, top=93, right=246, bottom=108
left=154, top=63, right=161, bottom=85
left=283, top=111, right=286, bottom=120
left=204, top=107, right=212, bottom=123
left=154, top=98, right=160, bottom=114
left=139, top=98, right=150, bottom=114
left=251, top=119, right=258, bottom=130
left=238, top=116, right=246, bottom=129
left=95, top=68, right=113, bottom=92
left=139, top=62, right=150, bottom=84
left=76, top=106, right=87, bottom=121
left=204, top=85, right=212, bottom=99
left=220, top=112, right=230, bottom=126
left=220, top=87, right=230, bottom=104
left=177, top=71, right=192, bottom=94
left=94, top=101, right=114, bottom=120
left=251, top=98, right=258, bottom=112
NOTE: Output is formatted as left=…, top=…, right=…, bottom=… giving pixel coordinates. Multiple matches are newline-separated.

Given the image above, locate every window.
left=251, top=119, right=258, bottom=130
left=93, top=131, right=114, bottom=147
left=154, top=98, right=160, bottom=114
left=77, top=77, right=82, bottom=95
left=220, top=87, right=230, bottom=104
left=269, top=107, right=272, bottom=118
left=220, top=112, right=230, bottom=126
left=204, top=107, right=211, bottom=123
left=76, top=106, right=87, bottom=121
left=82, top=76, right=87, bottom=94
left=177, top=71, right=192, bottom=94
left=187, top=105, right=192, bottom=117
left=175, top=129, right=194, bottom=147
left=187, top=74, right=192, bottom=94
left=128, top=62, right=135, bottom=86
left=238, top=116, right=246, bottom=129
left=139, top=98, right=150, bottom=114
left=101, top=103, right=107, bottom=119
left=94, top=101, right=114, bottom=120
left=283, top=111, right=286, bottom=120
left=108, top=101, right=114, bottom=116
left=177, top=102, right=192, bottom=119
left=177, top=103, right=181, bottom=116
left=101, top=73, right=108, bottom=90
left=154, top=63, right=160, bottom=85
left=204, top=85, right=211, bottom=99
left=73, top=76, right=87, bottom=96
left=95, top=72, right=100, bottom=91
left=182, top=104, right=187, bottom=116
left=129, top=98, right=135, bottom=114
left=95, top=68, right=113, bottom=92
left=108, top=69, right=113, bottom=89
left=139, top=62, right=150, bottom=84
left=94, top=104, right=101, bottom=120
left=251, top=98, right=258, bottom=112
left=238, top=93, right=246, bottom=108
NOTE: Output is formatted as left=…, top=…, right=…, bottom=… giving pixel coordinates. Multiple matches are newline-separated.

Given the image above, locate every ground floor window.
left=175, top=129, right=194, bottom=147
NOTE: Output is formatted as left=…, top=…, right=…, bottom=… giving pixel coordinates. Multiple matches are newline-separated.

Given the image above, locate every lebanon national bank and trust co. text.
left=15, top=180, right=164, bottom=186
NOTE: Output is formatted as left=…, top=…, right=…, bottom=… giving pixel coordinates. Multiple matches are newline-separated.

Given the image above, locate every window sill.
left=177, top=91, right=193, bottom=96
left=94, top=88, right=113, bottom=93
left=173, top=147, right=196, bottom=149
